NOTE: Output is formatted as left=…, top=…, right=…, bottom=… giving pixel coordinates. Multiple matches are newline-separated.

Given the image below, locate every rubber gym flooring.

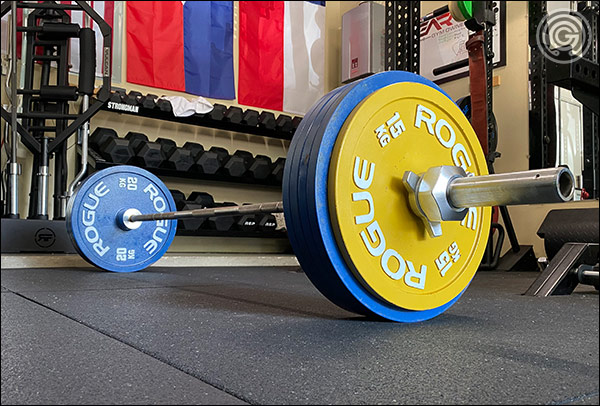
left=1, top=266, right=598, bottom=405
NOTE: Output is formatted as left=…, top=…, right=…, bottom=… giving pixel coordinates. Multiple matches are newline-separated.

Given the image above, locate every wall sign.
left=420, top=3, right=506, bottom=84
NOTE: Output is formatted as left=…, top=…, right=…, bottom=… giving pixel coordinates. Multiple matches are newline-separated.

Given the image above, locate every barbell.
left=67, top=71, right=574, bottom=322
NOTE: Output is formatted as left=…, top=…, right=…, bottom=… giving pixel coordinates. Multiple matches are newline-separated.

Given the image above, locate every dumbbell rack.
left=86, top=90, right=295, bottom=242
left=74, top=147, right=287, bottom=240
left=99, top=90, right=302, bottom=141
left=79, top=146, right=282, bottom=187
left=175, top=228, right=286, bottom=239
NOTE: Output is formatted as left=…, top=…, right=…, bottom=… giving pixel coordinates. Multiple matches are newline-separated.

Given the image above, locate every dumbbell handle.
left=127, top=201, right=284, bottom=224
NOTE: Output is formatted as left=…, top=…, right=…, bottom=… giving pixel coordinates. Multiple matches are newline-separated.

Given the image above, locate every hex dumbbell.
left=90, top=127, right=118, bottom=150
left=169, top=189, right=187, bottom=210
left=270, top=157, right=286, bottom=184
left=195, top=147, right=228, bottom=175
left=222, top=150, right=253, bottom=178
left=258, top=111, right=276, bottom=130
left=99, top=136, right=133, bottom=164
left=139, top=93, right=158, bottom=109
left=248, top=155, right=273, bottom=181
left=206, top=202, right=238, bottom=231
left=242, top=109, right=259, bottom=127
left=224, top=106, right=243, bottom=124
left=125, top=132, right=163, bottom=168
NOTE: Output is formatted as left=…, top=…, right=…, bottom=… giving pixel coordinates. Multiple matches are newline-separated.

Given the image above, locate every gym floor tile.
left=0, top=267, right=158, bottom=292
left=1, top=292, right=246, bottom=405
left=1, top=267, right=598, bottom=405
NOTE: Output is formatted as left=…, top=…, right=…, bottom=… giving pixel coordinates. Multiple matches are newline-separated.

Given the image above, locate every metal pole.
left=125, top=168, right=573, bottom=232
left=36, top=138, right=49, bottom=218
left=128, top=201, right=284, bottom=225
left=448, top=167, right=574, bottom=208
left=66, top=94, right=90, bottom=200
left=8, top=1, right=20, bottom=217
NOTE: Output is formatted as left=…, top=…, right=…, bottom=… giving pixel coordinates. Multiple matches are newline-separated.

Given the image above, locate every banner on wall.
left=238, top=1, right=326, bottom=115
left=419, top=2, right=506, bottom=84
left=126, top=1, right=235, bottom=100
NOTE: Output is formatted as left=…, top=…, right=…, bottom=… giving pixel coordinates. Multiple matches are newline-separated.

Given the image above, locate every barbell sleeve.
left=448, top=167, right=575, bottom=208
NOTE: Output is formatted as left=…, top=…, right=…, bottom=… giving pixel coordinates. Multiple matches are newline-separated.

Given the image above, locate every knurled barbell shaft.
left=448, top=167, right=574, bottom=208
left=128, top=201, right=284, bottom=223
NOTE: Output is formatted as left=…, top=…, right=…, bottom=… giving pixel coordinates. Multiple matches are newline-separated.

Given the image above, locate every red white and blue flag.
left=126, top=1, right=235, bottom=100
left=125, top=1, right=325, bottom=113
left=238, top=1, right=326, bottom=114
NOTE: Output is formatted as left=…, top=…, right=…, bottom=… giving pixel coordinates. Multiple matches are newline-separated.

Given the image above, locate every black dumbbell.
left=124, top=131, right=148, bottom=152
left=276, top=114, right=293, bottom=134
left=257, top=213, right=278, bottom=232
left=237, top=203, right=258, bottom=232
left=156, top=98, right=172, bottom=113
left=222, top=150, right=253, bottom=178
left=180, top=192, right=214, bottom=231
left=182, top=142, right=205, bottom=172
left=182, top=142, right=204, bottom=160
left=174, top=147, right=196, bottom=172
left=291, top=116, right=302, bottom=132
left=123, top=90, right=142, bottom=105
left=156, top=138, right=195, bottom=172
left=90, top=127, right=118, bottom=150
left=156, top=138, right=177, bottom=158
left=270, top=157, right=285, bottom=184
left=109, top=90, right=125, bottom=103
left=125, top=132, right=163, bottom=168
left=99, top=136, right=133, bottom=164
left=188, top=191, right=215, bottom=208
left=224, top=106, right=243, bottom=124
left=182, top=142, right=205, bottom=173
left=196, top=151, right=223, bottom=175
left=177, top=202, right=207, bottom=232
left=258, top=111, right=276, bottom=130
left=242, top=109, right=259, bottom=127
left=208, top=104, right=227, bottom=121
left=196, top=147, right=228, bottom=175
left=206, top=202, right=237, bottom=231
left=209, top=146, right=229, bottom=163
left=139, top=93, right=158, bottom=109
left=169, top=189, right=187, bottom=210
left=248, top=155, right=272, bottom=181
left=137, top=142, right=163, bottom=168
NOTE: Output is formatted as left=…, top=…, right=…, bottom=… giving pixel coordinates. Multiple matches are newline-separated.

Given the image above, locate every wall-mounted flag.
left=238, top=1, right=325, bottom=114
left=127, top=1, right=235, bottom=100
